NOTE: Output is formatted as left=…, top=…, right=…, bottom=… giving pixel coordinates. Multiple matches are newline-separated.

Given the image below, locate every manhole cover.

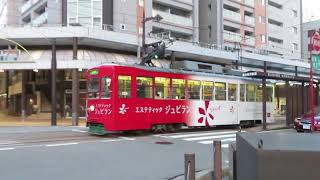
left=155, top=141, right=174, bottom=145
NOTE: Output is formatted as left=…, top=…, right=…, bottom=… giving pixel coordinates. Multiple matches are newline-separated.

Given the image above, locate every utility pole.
left=51, top=39, right=57, bottom=126
left=140, top=5, right=163, bottom=65
left=72, top=37, right=79, bottom=126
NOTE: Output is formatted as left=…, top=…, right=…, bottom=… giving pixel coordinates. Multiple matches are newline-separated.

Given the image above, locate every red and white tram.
left=86, top=64, right=274, bottom=135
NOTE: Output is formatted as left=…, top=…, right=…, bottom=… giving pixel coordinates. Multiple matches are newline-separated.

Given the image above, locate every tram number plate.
left=303, top=124, right=311, bottom=130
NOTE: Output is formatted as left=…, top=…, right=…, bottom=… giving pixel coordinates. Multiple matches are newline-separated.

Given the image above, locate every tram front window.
left=88, top=77, right=99, bottom=99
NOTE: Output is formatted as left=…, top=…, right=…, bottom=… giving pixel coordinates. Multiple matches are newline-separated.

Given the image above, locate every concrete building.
left=302, top=19, right=320, bottom=61
left=199, top=0, right=302, bottom=59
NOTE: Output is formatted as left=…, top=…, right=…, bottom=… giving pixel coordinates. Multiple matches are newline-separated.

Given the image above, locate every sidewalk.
left=0, top=112, right=86, bottom=127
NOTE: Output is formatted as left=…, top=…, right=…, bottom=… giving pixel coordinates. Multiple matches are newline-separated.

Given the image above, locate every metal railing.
left=245, top=36, right=255, bottom=46
left=2, top=23, right=308, bottom=62
left=244, top=0, right=254, bottom=7
left=224, top=31, right=242, bottom=42
left=223, top=9, right=241, bottom=22
left=32, top=12, right=48, bottom=26
left=245, top=16, right=255, bottom=26
left=152, top=10, right=193, bottom=27
left=21, top=0, right=32, bottom=13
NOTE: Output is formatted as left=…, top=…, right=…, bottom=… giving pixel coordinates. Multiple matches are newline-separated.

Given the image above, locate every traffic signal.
left=140, top=41, right=166, bottom=66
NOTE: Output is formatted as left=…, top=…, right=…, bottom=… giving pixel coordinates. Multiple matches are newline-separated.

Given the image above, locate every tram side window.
left=256, top=85, right=263, bottom=102
left=172, top=79, right=186, bottom=100
left=202, top=81, right=214, bottom=101
left=101, top=77, right=112, bottom=99
left=215, top=82, right=226, bottom=101
left=246, top=84, right=256, bottom=102
left=228, top=83, right=237, bottom=101
left=118, top=76, right=131, bottom=98
left=88, top=77, right=99, bottom=99
left=188, top=80, right=201, bottom=100
left=137, top=77, right=153, bottom=99
left=155, top=77, right=170, bottom=99
left=267, top=85, right=273, bottom=102
left=240, top=84, right=245, bottom=101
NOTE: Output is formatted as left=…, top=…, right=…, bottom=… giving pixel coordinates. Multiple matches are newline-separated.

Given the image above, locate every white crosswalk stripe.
left=155, top=130, right=242, bottom=147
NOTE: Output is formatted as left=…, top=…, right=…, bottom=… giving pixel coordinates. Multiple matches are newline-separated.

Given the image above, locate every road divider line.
left=46, top=142, right=79, bottom=147
left=71, top=129, right=88, bottom=133
left=158, top=131, right=239, bottom=139
left=0, top=147, right=15, bottom=151
left=184, top=134, right=236, bottom=141
left=119, top=137, right=136, bottom=141
left=222, top=144, right=229, bottom=148
left=199, top=138, right=236, bottom=144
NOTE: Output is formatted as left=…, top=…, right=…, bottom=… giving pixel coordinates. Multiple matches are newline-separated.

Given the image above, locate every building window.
left=139, top=0, right=144, bottom=7
left=261, top=35, right=266, bottom=43
left=208, top=25, right=212, bottom=39
left=292, top=43, right=298, bottom=51
left=292, top=10, right=298, bottom=17
left=259, top=16, right=266, bottom=24
left=67, top=0, right=103, bottom=27
left=292, top=27, right=298, bottom=34
left=120, top=24, right=126, bottom=30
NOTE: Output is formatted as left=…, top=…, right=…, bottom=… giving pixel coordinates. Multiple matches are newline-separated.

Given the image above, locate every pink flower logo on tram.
left=198, top=101, right=214, bottom=126
left=119, top=104, right=129, bottom=115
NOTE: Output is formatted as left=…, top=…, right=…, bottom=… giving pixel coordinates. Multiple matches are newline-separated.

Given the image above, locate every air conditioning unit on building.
left=171, top=60, right=223, bottom=74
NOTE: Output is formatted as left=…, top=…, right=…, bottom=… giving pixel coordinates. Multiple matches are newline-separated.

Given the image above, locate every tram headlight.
left=89, top=105, right=95, bottom=112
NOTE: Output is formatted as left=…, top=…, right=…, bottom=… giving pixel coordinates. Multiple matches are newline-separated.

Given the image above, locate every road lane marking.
left=155, top=131, right=238, bottom=139
left=222, top=144, right=229, bottom=148
left=199, top=138, right=236, bottom=144
left=184, top=134, right=236, bottom=141
left=119, top=137, right=136, bottom=141
left=0, top=147, right=15, bottom=151
left=71, top=129, right=88, bottom=133
left=46, top=142, right=79, bottom=147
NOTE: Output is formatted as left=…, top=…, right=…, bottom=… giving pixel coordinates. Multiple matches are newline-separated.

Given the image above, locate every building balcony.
left=224, top=31, right=241, bottom=42
left=244, top=0, right=254, bottom=7
left=245, top=16, right=255, bottom=26
left=268, top=24, right=283, bottom=34
left=223, top=9, right=241, bottom=22
left=32, top=12, right=47, bottom=26
left=245, top=36, right=255, bottom=46
left=21, top=0, right=32, bottom=13
left=152, top=10, right=193, bottom=27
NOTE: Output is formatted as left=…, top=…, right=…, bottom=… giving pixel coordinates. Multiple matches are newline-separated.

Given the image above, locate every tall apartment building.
left=0, top=0, right=199, bottom=42
left=199, top=0, right=302, bottom=59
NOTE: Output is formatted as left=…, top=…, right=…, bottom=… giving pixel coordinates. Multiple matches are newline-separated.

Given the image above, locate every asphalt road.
left=0, top=126, right=293, bottom=180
